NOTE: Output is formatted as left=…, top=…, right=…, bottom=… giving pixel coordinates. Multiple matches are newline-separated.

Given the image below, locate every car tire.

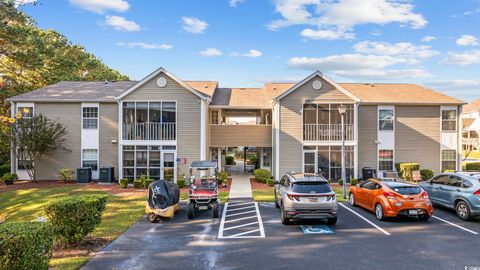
left=212, top=201, right=219, bottom=218
left=280, top=204, right=290, bottom=225
left=349, top=193, right=356, bottom=207
left=419, top=214, right=431, bottom=221
left=375, top=203, right=386, bottom=221
left=456, top=201, right=472, bottom=221
left=274, top=191, right=280, bottom=208
left=187, top=202, right=195, bottom=220
left=148, top=213, right=159, bottom=223
left=327, top=217, right=337, bottom=225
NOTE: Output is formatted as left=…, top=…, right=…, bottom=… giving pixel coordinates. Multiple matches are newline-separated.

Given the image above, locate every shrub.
left=177, top=178, right=186, bottom=188
left=58, top=168, right=74, bottom=182
left=226, top=156, right=235, bottom=165
left=133, top=179, right=143, bottom=189
left=442, top=170, right=455, bottom=173
left=397, top=163, right=420, bottom=181
left=0, top=163, right=10, bottom=177
left=253, top=169, right=271, bottom=183
left=466, top=162, right=480, bottom=171
left=266, top=179, right=274, bottom=187
left=350, top=178, right=358, bottom=186
left=44, top=194, right=107, bottom=244
left=338, top=179, right=343, bottom=185
left=143, top=179, right=154, bottom=189
left=119, top=178, right=129, bottom=188
left=420, top=169, right=434, bottom=181
left=1, top=173, right=18, bottom=185
left=217, top=172, right=228, bottom=185
left=326, top=179, right=331, bottom=184
left=0, top=222, right=53, bottom=270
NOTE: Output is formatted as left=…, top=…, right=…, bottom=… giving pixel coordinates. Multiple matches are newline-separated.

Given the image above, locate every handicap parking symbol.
left=300, top=225, right=334, bottom=235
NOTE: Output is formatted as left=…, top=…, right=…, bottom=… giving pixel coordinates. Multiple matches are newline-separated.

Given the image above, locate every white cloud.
left=69, top=0, right=129, bottom=14
left=421, top=36, right=436, bottom=42
left=353, top=41, right=439, bottom=58
left=104, top=16, right=140, bottom=32
left=243, top=49, right=263, bottom=58
left=301, top=28, right=355, bottom=40
left=456, top=35, right=479, bottom=46
left=268, top=0, right=427, bottom=40
left=182, top=17, right=208, bottom=34
left=442, top=50, right=480, bottom=66
left=116, top=42, right=172, bottom=50
left=229, top=0, right=244, bottom=7
left=287, top=54, right=431, bottom=79
left=427, top=80, right=480, bottom=90
left=451, top=8, right=480, bottom=18
left=199, top=48, right=222, bottom=57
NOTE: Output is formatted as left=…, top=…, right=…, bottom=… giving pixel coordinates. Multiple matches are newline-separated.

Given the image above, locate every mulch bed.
left=250, top=178, right=272, bottom=190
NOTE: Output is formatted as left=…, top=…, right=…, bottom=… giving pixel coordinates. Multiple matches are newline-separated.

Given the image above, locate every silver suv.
left=275, top=173, right=338, bottom=225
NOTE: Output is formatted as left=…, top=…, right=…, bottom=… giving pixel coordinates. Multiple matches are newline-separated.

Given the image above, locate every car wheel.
left=456, top=201, right=472, bottom=221
left=274, top=191, right=280, bottom=208
left=280, top=204, right=290, bottom=225
left=375, top=203, right=386, bottom=221
left=349, top=193, right=356, bottom=206
left=211, top=201, right=219, bottom=218
left=148, top=213, right=159, bottom=223
left=419, top=214, right=431, bottom=221
left=327, top=217, right=337, bottom=225
left=187, top=202, right=195, bottom=219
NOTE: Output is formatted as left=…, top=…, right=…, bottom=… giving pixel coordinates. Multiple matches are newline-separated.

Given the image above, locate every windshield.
left=291, top=182, right=332, bottom=194
left=190, top=168, right=215, bottom=178
left=390, top=186, right=422, bottom=195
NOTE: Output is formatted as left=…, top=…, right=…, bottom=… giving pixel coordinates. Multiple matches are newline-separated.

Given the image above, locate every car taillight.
left=383, top=191, right=396, bottom=199
left=326, top=195, right=336, bottom=201
left=421, top=191, right=429, bottom=199
left=474, top=189, right=480, bottom=198
left=287, top=193, right=300, bottom=201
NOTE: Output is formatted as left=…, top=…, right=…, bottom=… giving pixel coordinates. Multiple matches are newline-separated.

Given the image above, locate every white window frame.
left=378, top=109, right=394, bottom=131
left=82, top=105, right=99, bottom=130
left=81, top=148, right=99, bottom=172
left=15, top=103, right=35, bottom=180
left=441, top=149, right=457, bottom=172
left=441, top=109, right=457, bottom=131
left=378, top=149, right=394, bottom=171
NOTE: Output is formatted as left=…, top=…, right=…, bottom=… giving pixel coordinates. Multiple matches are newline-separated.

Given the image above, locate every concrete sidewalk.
left=228, top=173, right=253, bottom=199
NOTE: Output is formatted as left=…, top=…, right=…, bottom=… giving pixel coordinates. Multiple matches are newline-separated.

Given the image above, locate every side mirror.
left=274, top=180, right=280, bottom=185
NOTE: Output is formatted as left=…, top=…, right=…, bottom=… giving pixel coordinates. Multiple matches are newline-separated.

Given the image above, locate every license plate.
left=199, top=206, right=208, bottom=210
left=408, top=210, right=418, bottom=215
left=307, top=197, right=318, bottom=203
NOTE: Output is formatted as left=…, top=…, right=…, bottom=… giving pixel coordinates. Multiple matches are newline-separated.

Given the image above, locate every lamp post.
left=338, top=104, right=347, bottom=199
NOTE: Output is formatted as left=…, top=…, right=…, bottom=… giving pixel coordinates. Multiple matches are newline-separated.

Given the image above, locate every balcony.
left=210, top=124, right=272, bottom=147
left=122, top=122, right=176, bottom=141
left=303, top=124, right=354, bottom=141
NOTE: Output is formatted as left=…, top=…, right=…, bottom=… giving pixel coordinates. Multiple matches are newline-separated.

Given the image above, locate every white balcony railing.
left=123, top=122, right=176, bottom=141
left=304, top=124, right=354, bottom=141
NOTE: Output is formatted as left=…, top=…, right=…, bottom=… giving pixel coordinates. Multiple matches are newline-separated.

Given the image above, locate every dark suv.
left=275, top=173, right=338, bottom=225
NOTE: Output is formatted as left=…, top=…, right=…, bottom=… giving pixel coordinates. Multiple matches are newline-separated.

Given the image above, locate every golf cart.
left=187, top=160, right=219, bottom=219
left=145, top=179, right=180, bottom=223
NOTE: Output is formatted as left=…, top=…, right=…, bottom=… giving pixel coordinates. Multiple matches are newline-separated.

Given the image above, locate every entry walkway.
left=228, top=173, right=253, bottom=198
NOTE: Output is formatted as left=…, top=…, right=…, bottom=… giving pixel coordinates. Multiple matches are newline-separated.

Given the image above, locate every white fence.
left=304, top=124, right=354, bottom=141
left=123, top=122, right=176, bottom=140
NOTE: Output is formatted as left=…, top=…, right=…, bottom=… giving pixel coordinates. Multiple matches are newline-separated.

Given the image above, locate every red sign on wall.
left=177, top=158, right=187, bottom=165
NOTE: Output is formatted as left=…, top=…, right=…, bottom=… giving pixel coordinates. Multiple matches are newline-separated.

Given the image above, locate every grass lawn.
left=252, top=186, right=350, bottom=203
left=0, top=186, right=146, bottom=270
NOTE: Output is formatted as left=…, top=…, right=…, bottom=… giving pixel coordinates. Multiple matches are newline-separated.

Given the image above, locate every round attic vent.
left=156, top=77, right=167, bottom=88
left=312, top=80, right=323, bottom=90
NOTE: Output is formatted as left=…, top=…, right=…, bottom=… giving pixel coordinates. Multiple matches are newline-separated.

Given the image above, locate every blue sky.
left=17, top=0, right=480, bottom=101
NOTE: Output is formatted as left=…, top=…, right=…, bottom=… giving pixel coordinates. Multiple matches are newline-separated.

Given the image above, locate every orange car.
left=349, top=179, right=433, bottom=221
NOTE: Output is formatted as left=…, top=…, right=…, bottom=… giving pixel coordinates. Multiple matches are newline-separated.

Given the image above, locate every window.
left=82, top=149, right=98, bottom=171
left=431, top=175, right=449, bottom=185
left=447, top=176, right=462, bottom=187
left=303, top=152, right=316, bottom=173
left=17, top=150, right=32, bottom=170
left=379, top=110, right=394, bottom=131
left=122, top=145, right=163, bottom=180
left=442, top=150, right=457, bottom=171
left=379, top=150, right=394, bottom=171
left=442, top=110, right=457, bottom=131
left=122, top=101, right=176, bottom=140
left=292, top=182, right=332, bottom=193
left=262, top=148, right=271, bottom=167
left=211, top=110, right=219, bottom=124
left=302, top=104, right=354, bottom=141
left=82, top=107, right=98, bottom=129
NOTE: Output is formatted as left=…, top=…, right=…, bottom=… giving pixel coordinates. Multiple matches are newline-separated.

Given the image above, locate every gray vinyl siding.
left=35, top=103, right=82, bottom=180
left=357, top=105, right=378, bottom=177
left=395, top=106, right=441, bottom=174
left=210, top=125, right=272, bottom=147
left=122, top=74, right=201, bottom=176
left=279, top=75, right=355, bottom=176
left=99, top=103, right=119, bottom=178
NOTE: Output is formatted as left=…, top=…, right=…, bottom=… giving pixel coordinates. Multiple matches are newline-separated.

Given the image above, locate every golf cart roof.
left=190, top=160, right=218, bottom=169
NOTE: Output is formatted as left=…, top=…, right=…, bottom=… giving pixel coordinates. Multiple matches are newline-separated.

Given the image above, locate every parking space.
left=218, top=199, right=265, bottom=238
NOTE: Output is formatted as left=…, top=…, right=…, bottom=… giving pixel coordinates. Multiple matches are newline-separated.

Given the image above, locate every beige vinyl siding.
left=122, top=74, right=201, bottom=176
left=395, top=106, right=441, bottom=173
left=279, top=76, right=355, bottom=176
left=35, top=103, right=82, bottom=180
left=99, top=103, right=118, bottom=178
left=210, top=125, right=272, bottom=147
left=357, top=105, right=378, bottom=177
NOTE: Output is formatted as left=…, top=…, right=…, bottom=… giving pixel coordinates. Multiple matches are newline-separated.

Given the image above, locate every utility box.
left=99, top=167, right=115, bottom=183
left=77, top=167, right=92, bottom=183
left=362, top=167, right=376, bottom=180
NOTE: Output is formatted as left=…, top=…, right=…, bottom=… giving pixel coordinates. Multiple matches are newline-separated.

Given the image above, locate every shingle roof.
left=463, top=99, right=480, bottom=113
left=184, top=81, right=218, bottom=97
left=7, top=81, right=137, bottom=102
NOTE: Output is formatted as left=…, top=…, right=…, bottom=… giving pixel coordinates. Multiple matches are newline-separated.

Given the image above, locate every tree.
left=1, top=110, right=68, bottom=181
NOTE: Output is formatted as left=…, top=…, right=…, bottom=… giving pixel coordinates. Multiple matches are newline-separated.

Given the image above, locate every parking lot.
left=83, top=200, right=480, bottom=270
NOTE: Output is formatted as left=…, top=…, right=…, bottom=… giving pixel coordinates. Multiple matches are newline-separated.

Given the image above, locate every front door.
left=161, top=151, right=176, bottom=182
left=303, top=151, right=317, bottom=173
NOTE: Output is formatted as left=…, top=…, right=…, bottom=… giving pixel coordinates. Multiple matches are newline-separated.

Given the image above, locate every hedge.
left=143, top=179, right=154, bottom=189
left=0, top=222, right=53, bottom=270
left=266, top=179, right=274, bottom=187
left=396, top=163, right=420, bottom=181
left=225, top=156, right=235, bottom=165
left=253, top=169, right=271, bottom=183
left=350, top=178, right=358, bottom=186
left=119, top=178, right=129, bottom=188
left=177, top=178, right=186, bottom=188
left=217, top=172, right=228, bottom=185
left=420, top=169, right=434, bottom=181
left=133, top=179, right=143, bottom=189
left=58, top=168, right=74, bottom=182
left=44, top=194, right=107, bottom=244
left=0, top=163, right=10, bottom=178
left=466, top=162, right=480, bottom=171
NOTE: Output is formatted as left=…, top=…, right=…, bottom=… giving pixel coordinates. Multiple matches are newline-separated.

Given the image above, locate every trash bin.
left=99, top=167, right=115, bottom=183
left=77, top=167, right=92, bottom=183
left=362, top=167, right=376, bottom=180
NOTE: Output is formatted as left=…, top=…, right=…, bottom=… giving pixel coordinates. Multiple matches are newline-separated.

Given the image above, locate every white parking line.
left=226, top=205, right=256, bottom=212
left=339, top=204, right=391, bottom=236
left=225, top=210, right=257, bottom=218
left=228, top=202, right=255, bottom=207
left=223, top=229, right=261, bottom=238
left=255, top=202, right=265, bottom=238
left=224, top=215, right=257, bottom=224
left=218, top=202, right=265, bottom=239
left=217, top=202, right=229, bottom=239
left=223, top=221, right=259, bottom=231
left=432, top=215, right=479, bottom=235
